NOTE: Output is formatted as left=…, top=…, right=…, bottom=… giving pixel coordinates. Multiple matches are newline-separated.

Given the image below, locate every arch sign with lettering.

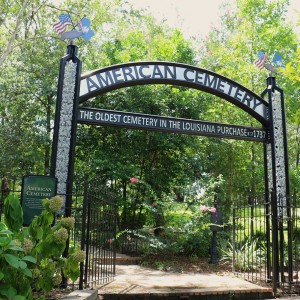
left=50, top=46, right=290, bottom=283
left=77, top=61, right=271, bottom=141
left=79, top=61, right=269, bottom=125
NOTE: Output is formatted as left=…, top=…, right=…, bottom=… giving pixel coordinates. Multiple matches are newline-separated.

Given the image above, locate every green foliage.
left=176, top=230, right=211, bottom=257
left=221, top=239, right=266, bottom=271
left=0, top=223, right=36, bottom=299
left=2, top=0, right=300, bottom=283
left=1, top=195, right=85, bottom=298
left=115, top=173, right=228, bottom=258
left=200, top=0, right=298, bottom=198
left=28, top=197, right=84, bottom=293
left=4, top=194, right=23, bottom=233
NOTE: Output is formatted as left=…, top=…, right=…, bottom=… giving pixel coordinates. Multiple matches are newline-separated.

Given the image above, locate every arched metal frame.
left=51, top=44, right=290, bottom=292
left=79, top=61, right=269, bottom=126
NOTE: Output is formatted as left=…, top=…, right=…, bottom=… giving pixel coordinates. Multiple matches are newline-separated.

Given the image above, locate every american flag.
left=254, top=52, right=267, bottom=70
left=53, top=14, right=72, bottom=34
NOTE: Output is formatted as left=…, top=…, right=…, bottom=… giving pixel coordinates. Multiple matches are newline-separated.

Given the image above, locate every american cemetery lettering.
left=78, top=108, right=268, bottom=142
left=79, top=62, right=269, bottom=125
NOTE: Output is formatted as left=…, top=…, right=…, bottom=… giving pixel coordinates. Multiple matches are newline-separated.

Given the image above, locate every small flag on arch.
left=254, top=52, right=267, bottom=70
left=77, top=17, right=94, bottom=41
left=272, top=53, right=283, bottom=68
left=53, top=14, right=72, bottom=34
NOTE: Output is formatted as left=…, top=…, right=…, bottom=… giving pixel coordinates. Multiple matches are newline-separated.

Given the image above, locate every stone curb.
left=61, top=289, right=97, bottom=300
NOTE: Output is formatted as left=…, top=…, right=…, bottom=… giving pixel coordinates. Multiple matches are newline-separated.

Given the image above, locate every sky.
left=128, top=0, right=300, bottom=38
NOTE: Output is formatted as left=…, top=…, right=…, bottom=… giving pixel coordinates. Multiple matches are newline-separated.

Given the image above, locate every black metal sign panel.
left=79, top=62, right=269, bottom=126
left=78, top=108, right=268, bottom=142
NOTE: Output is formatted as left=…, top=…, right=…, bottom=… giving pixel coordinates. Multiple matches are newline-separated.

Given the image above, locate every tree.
left=198, top=0, right=298, bottom=198
left=1, top=0, right=299, bottom=233
left=281, top=29, right=300, bottom=195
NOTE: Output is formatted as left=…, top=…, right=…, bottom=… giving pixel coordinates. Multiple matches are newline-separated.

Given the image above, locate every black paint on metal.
left=50, top=44, right=82, bottom=218
left=52, top=47, right=293, bottom=294
left=79, top=180, right=117, bottom=288
left=263, top=143, right=272, bottom=282
left=79, top=61, right=269, bottom=126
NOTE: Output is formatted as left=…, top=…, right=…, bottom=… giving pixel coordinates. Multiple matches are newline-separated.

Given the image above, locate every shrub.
left=0, top=222, right=36, bottom=299
left=176, top=230, right=211, bottom=257
left=0, top=194, right=85, bottom=299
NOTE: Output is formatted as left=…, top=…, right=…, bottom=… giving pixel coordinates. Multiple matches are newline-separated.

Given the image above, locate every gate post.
left=263, top=76, right=292, bottom=288
left=79, top=179, right=89, bottom=290
left=50, top=43, right=82, bottom=217
left=263, top=143, right=272, bottom=281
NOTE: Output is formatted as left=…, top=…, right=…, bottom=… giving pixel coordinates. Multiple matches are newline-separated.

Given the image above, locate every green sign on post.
left=21, top=175, right=57, bottom=226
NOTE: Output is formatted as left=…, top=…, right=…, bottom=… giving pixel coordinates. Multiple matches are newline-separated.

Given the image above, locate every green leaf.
left=0, top=286, right=17, bottom=298
left=36, top=227, right=43, bottom=240
left=0, top=229, right=13, bottom=235
left=0, top=272, right=4, bottom=280
left=3, top=253, right=20, bottom=268
left=18, top=260, right=27, bottom=269
left=68, top=268, right=80, bottom=282
left=0, top=236, right=11, bottom=246
left=15, top=296, right=26, bottom=300
left=20, top=267, right=32, bottom=278
left=37, top=270, right=53, bottom=292
left=22, top=255, right=36, bottom=263
left=4, top=194, right=23, bottom=232
left=8, top=244, right=24, bottom=252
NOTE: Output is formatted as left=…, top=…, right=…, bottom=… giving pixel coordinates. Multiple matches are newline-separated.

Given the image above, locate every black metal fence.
left=275, top=194, right=300, bottom=293
left=0, top=177, right=117, bottom=290
left=3, top=175, right=300, bottom=294
left=232, top=194, right=271, bottom=284
left=290, top=196, right=300, bottom=294
left=78, top=180, right=117, bottom=288
left=232, top=193, right=300, bottom=294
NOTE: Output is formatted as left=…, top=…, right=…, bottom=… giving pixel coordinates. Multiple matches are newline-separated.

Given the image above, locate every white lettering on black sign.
left=78, top=108, right=268, bottom=142
left=79, top=63, right=268, bottom=122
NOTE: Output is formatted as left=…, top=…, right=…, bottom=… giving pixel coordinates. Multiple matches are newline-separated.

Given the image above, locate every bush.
left=0, top=194, right=85, bottom=299
left=176, top=230, right=211, bottom=257
left=0, top=222, right=36, bottom=299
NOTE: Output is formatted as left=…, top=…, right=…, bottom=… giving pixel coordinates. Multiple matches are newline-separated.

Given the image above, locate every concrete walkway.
left=98, top=264, right=274, bottom=299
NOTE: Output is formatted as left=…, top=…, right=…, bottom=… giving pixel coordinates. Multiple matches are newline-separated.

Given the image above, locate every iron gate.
left=233, top=194, right=271, bottom=284
left=233, top=193, right=300, bottom=294
left=78, top=180, right=117, bottom=289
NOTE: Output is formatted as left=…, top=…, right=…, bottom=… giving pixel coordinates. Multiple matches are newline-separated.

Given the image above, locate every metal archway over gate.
left=50, top=44, right=292, bottom=293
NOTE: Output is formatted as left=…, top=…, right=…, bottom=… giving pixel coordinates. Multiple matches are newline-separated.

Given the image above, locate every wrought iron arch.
left=79, top=61, right=269, bottom=126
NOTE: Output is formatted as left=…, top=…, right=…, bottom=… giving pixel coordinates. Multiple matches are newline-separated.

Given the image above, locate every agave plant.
left=221, top=238, right=266, bottom=272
